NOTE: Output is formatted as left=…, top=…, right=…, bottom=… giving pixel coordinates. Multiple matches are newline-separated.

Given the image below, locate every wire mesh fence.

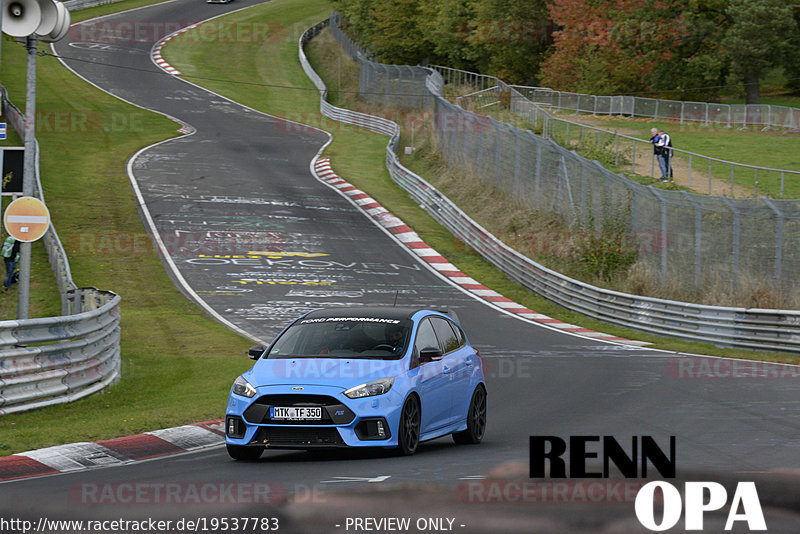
left=329, top=13, right=800, bottom=303
left=434, top=65, right=800, bottom=198
left=511, top=85, right=800, bottom=130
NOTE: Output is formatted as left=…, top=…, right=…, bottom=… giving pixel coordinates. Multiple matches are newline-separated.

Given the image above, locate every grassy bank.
left=163, top=3, right=800, bottom=368
left=0, top=0, right=251, bottom=455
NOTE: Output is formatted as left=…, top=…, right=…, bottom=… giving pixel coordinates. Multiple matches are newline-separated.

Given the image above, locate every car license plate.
left=270, top=407, right=322, bottom=420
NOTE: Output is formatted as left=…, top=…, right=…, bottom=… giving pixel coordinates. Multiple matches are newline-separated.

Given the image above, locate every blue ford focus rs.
left=225, top=307, right=487, bottom=460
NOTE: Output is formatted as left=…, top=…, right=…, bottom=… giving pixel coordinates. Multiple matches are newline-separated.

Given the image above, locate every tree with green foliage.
left=461, top=0, right=551, bottom=84
left=721, top=0, right=798, bottom=104
left=334, top=0, right=552, bottom=84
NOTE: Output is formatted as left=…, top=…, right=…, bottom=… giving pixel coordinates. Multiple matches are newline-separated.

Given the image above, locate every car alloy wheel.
left=397, top=395, right=420, bottom=455
left=453, top=385, right=486, bottom=444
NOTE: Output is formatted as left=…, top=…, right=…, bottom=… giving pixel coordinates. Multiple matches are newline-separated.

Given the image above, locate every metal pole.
left=18, top=36, right=38, bottom=320
left=0, top=0, right=4, bottom=71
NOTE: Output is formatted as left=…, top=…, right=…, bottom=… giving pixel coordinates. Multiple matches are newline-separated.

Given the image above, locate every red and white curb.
left=151, top=23, right=202, bottom=76
left=313, top=157, right=644, bottom=346
left=0, top=420, right=224, bottom=482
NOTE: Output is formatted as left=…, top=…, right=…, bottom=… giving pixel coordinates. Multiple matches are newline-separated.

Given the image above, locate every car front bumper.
left=225, top=384, right=406, bottom=449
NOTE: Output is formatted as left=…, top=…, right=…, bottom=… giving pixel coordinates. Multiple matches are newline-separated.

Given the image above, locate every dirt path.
left=561, top=116, right=753, bottom=197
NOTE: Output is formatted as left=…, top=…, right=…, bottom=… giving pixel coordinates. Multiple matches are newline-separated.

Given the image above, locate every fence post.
left=762, top=198, right=784, bottom=288
left=720, top=197, right=740, bottom=291
left=649, top=187, right=669, bottom=282
left=477, top=120, right=484, bottom=174
left=383, top=64, right=390, bottom=107
left=513, top=129, right=522, bottom=194
left=682, top=191, right=703, bottom=290
left=494, top=120, right=502, bottom=184
left=534, top=135, right=542, bottom=202
left=708, top=159, right=713, bottom=195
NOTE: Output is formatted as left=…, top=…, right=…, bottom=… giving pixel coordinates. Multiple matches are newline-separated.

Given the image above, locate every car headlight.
left=232, top=375, right=257, bottom=398
left=343, top=378, right=395, bottom=399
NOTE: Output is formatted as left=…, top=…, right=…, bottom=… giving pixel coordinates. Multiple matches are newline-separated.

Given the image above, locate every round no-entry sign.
left=3, top=196, right=51, bottom=242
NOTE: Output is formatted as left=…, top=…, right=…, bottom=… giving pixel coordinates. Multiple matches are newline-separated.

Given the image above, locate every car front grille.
left=243, top=394, right=355, bottom=425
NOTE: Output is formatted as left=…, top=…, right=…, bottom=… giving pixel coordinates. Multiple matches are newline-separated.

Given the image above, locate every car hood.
left=246, top=358, right=406, bottom=389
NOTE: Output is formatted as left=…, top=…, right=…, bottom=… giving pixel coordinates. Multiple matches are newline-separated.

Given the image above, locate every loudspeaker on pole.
left=1, top=0, right=70, bottom=41
left=2, top=0, right=42, bottom=37
left=41, top=1, right=69, bottom=42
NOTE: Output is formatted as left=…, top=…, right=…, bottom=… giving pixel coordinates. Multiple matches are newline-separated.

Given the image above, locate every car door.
left=430, top=317, right=472, bottom=425
left=412, top=318, right=451, bottom=434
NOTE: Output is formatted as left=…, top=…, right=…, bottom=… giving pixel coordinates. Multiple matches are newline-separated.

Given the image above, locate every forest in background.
left=332, top=0, right=800, bottom=103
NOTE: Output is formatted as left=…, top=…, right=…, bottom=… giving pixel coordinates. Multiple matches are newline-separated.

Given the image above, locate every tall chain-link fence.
left=329, top=13, right=800, bottom=302
left=512, top=86, right=800, bottom=130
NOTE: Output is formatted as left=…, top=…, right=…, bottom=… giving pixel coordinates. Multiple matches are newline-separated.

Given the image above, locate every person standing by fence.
left=657, top=129, right=672, bottom=181
left=2, top=235, right=21, bottom=290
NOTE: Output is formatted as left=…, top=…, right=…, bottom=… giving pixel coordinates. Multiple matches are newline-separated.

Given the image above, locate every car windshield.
left=266, top=317, right=412, bottom=360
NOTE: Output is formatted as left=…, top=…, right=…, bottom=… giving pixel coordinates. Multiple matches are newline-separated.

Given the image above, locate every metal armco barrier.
left=302, top=19, right=800, bottom=354
left=1, top=80, right=121, bottom=414
left=0, top=290, right=121, bottom=415
left=63, top=0, right=126, bottom=10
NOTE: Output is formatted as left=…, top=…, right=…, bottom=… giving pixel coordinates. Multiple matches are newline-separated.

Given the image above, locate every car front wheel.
left=226, top=443, right=264, bottom=461
left=397, top=395, right=420, bottom=455
left=453, top=385, right=486, bottom=445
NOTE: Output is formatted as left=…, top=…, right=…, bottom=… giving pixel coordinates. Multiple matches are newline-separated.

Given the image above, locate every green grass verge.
left=0, top=0, right=253, bottom=455
left=547, top=113, right=800, bottom=198
left=163, top=1, right=800, bottom=368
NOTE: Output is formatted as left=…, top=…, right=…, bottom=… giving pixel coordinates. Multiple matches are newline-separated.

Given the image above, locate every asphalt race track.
left=1, top=0, right=799, bottom=532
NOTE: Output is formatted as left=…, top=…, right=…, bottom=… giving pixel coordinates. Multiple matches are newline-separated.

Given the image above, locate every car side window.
left=414, top=319, right=439, bottom=356
left=431, top=317, right=460, bottom=354
left=451, top=321, right=466, bottom=348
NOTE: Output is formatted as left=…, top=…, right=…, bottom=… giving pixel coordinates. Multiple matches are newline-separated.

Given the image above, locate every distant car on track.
left=225, top=307, right=487, bottom=460
left=206, top=0, right=232, bottom=4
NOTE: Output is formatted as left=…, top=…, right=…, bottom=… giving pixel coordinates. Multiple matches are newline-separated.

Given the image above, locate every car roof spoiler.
left=437, top=309, right=461, bottom=324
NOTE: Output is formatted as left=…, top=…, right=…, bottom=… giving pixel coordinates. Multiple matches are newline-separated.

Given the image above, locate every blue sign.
left=0, top=123, right=6, bottom=140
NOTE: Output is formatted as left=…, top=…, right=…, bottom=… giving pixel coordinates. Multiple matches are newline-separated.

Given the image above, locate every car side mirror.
left=248, top=345, right=266, bottom=360
left=419, top=347, right=443, bottom=364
